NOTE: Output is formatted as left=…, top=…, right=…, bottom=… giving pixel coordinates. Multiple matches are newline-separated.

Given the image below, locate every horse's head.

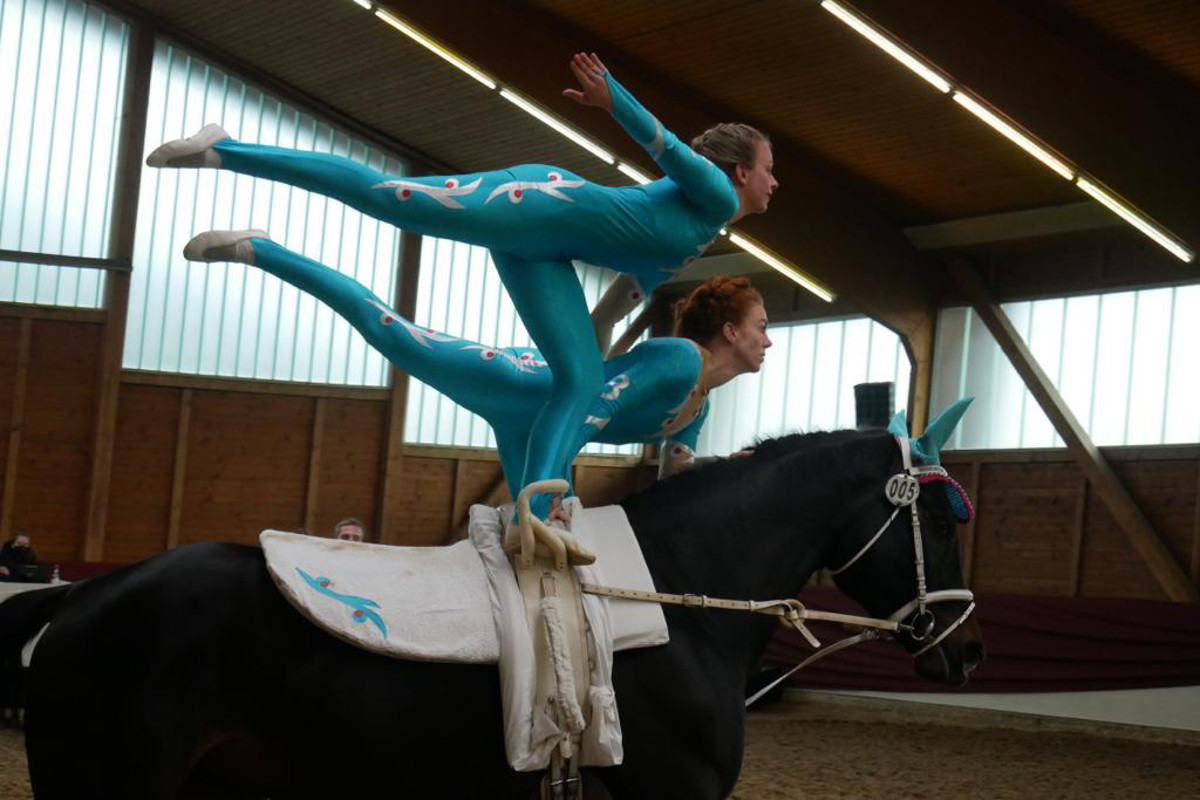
left=824, top=399, right=985, bottom=686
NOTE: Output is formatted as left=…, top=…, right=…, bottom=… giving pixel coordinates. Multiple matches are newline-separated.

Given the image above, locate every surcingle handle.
left=508, top=480, right=596, bottom=570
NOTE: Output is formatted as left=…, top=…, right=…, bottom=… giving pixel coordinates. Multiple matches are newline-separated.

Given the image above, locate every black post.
left=854, top=382, right=895, bottom=430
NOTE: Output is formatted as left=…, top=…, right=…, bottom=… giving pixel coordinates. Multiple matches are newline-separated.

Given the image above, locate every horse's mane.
left=621, top=427, right=894, bottom=528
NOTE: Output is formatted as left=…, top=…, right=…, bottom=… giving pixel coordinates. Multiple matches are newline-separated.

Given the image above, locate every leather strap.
left=579, top=583, right=903, bottom=650
left=745, top=629, right=883, bottom=707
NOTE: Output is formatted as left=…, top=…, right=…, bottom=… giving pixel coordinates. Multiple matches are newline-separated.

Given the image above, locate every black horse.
left=4, top=427, right=983, bottom=799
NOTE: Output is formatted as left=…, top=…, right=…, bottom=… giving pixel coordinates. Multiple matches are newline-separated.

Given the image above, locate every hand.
left=563, top=52, right=613, bottom=114
left=0, top=566, right=9, bottom=576
left=548, top=495, right=572, bottom=525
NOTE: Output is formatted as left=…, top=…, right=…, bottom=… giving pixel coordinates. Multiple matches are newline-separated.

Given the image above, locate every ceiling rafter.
left=852, top=0, right=1200, bottom=260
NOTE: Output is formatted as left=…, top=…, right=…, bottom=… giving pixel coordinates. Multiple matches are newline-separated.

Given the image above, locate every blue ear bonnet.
left=945, top=480, right=972, bottom=522
left=918, top=472, right=974, bottom=523
left=889, top=398, right=975, bottom=523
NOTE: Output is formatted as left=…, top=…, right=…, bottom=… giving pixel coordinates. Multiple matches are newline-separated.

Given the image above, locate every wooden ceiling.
left=107, top=0, right=1200, bottom=329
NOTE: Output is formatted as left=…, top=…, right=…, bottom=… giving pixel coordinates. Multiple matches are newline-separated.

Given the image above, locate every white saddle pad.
left=260, top=504, right=668, bottom=664
left=564, top=503, right=669, bottom=651
left=261, top=532, right=499, bottom=662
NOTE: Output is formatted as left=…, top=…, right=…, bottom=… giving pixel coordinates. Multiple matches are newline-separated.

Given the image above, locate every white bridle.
left=745, top=436, right=980, bottom=706
left=829, top=436, right=976, bottom=658
left=742, top=435, right=981, bottom=707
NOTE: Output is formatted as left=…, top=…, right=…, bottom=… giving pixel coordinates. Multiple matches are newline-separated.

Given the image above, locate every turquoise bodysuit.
left=202, top=74, right=736, bottom=515
left=248, top=239, right=711, bottom=496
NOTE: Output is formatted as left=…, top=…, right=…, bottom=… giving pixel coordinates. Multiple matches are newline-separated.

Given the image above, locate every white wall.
left=823, top=686, right=1200, bottom=732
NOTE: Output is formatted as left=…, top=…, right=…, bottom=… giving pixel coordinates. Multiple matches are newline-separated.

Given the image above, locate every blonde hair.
left=691, top=123, right=769, bottom=178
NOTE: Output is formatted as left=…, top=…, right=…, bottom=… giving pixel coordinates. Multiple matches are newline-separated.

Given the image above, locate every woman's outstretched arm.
left=563, top=52, right=738, bottom=224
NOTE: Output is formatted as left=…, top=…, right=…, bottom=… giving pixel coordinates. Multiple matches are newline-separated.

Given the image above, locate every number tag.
left=885, top=474, right=920, bottom=506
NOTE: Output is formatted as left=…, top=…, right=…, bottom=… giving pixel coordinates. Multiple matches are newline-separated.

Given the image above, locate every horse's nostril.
left=962, top=640, right=986, bottom=671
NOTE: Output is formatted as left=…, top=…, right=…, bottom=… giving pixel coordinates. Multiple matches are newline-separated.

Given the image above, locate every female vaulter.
left=147, top=52, right=778, bottom=532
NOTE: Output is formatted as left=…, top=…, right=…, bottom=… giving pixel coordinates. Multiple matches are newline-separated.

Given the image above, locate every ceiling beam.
left=383, top=1, right=937, bottom=344
left=904, top=202, right=1118, bottom=251
left=851, top=0, right=1200, bottom=259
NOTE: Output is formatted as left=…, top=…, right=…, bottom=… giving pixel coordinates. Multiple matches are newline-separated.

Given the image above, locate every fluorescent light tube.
left=617, top=163, right=652, bottom=184
left=819, top=2, right=1189, bottom=266
left=821, top=1, right=951, bottom=93
left=352, top=0, right=371, bottom=10
left=375, top=10, right=497, bottom=90
left=728, top=232, right=835, bottom=302
left=1076, top=178, right=1194, bottom=263
left=952, top=92, right=1074, bottom=180
left=498, top=89, right=615, bottom=164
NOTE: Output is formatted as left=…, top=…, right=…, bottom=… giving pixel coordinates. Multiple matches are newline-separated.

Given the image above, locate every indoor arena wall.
left=1, top=311, right=1196, bottom=603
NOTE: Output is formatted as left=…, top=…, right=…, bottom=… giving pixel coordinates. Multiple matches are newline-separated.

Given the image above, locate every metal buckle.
left=682, top=593, right=707, bottom=608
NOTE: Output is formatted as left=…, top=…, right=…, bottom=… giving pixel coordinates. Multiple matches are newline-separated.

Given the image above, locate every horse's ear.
left=887, top=410, right=910, bottom=438
left=913, top=397, right=974, bottom=464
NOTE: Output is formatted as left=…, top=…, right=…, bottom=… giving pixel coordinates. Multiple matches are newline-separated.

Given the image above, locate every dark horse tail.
left=1, top=584, right=70, bottom=725
left=0, top=584, right=71, bottom=659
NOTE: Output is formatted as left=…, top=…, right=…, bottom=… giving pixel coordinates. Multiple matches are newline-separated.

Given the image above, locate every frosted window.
left=696, top=317, right=910, bottom=456
left=124, top=41, right=407, bottom=386
left=933, top=285, right=1200, bottom=448
left=0, top=0, right=128, bottom=307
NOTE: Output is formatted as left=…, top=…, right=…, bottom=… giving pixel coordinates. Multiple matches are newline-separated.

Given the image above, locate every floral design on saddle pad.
left=297, top=568, right=388, bottom=637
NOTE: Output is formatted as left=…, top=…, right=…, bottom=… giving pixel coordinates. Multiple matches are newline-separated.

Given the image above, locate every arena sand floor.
left=2, top=694, right=1197, bottom=799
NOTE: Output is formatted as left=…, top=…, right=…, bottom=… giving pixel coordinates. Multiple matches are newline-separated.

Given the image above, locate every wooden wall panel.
left=946, top=450, right=1200, bottom=601
left=1080, top=494, right=1161, bottom=599
left=309, top=398, right=385, bottom=540
left=576, top=464, right=653, bottom=509
left=1111, top=459, right=1199, bottom=573
left=179, top=392, right=314, bottom=546
left=460, top=460, right=507, bottom=505
left=104, top=385, right=182, bottom=562
left=449, top=460, right=509, bottom=540
left=389, top=455, right=455, bottom=545
left=0, top=318, right=20, bottom=518
left=12, top=321, right=102, bottom=562
left=968, top=462, right=1081, bottom=596
left=3, top=316, right=1196, bottom=603
left=1078, top=493, right=1165, bottom=600
left=1081, top=457, right=1190, bottom=601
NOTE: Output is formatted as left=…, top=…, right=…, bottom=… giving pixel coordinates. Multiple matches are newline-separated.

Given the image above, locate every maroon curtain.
left=58, top=562, right=126, bottom=582
left=763, top=588, right=1200, bottom=692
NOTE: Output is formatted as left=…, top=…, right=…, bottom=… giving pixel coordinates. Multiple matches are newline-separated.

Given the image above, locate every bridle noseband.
left=828, top=436, right=976, bottom=657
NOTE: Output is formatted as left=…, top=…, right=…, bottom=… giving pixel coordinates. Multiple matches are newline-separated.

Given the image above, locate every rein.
left=583, top=435, right=977, bottom=707
left=579, top=584, right=903, bottom=647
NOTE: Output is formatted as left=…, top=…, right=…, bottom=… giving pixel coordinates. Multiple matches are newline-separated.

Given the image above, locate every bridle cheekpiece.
left=828, top=436, right=976, bottom=657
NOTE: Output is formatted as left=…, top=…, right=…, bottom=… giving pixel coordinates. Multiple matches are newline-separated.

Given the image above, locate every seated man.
left=333, top=518, right=366, bottom=543
left=0, top=533, right=38, bottom=582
